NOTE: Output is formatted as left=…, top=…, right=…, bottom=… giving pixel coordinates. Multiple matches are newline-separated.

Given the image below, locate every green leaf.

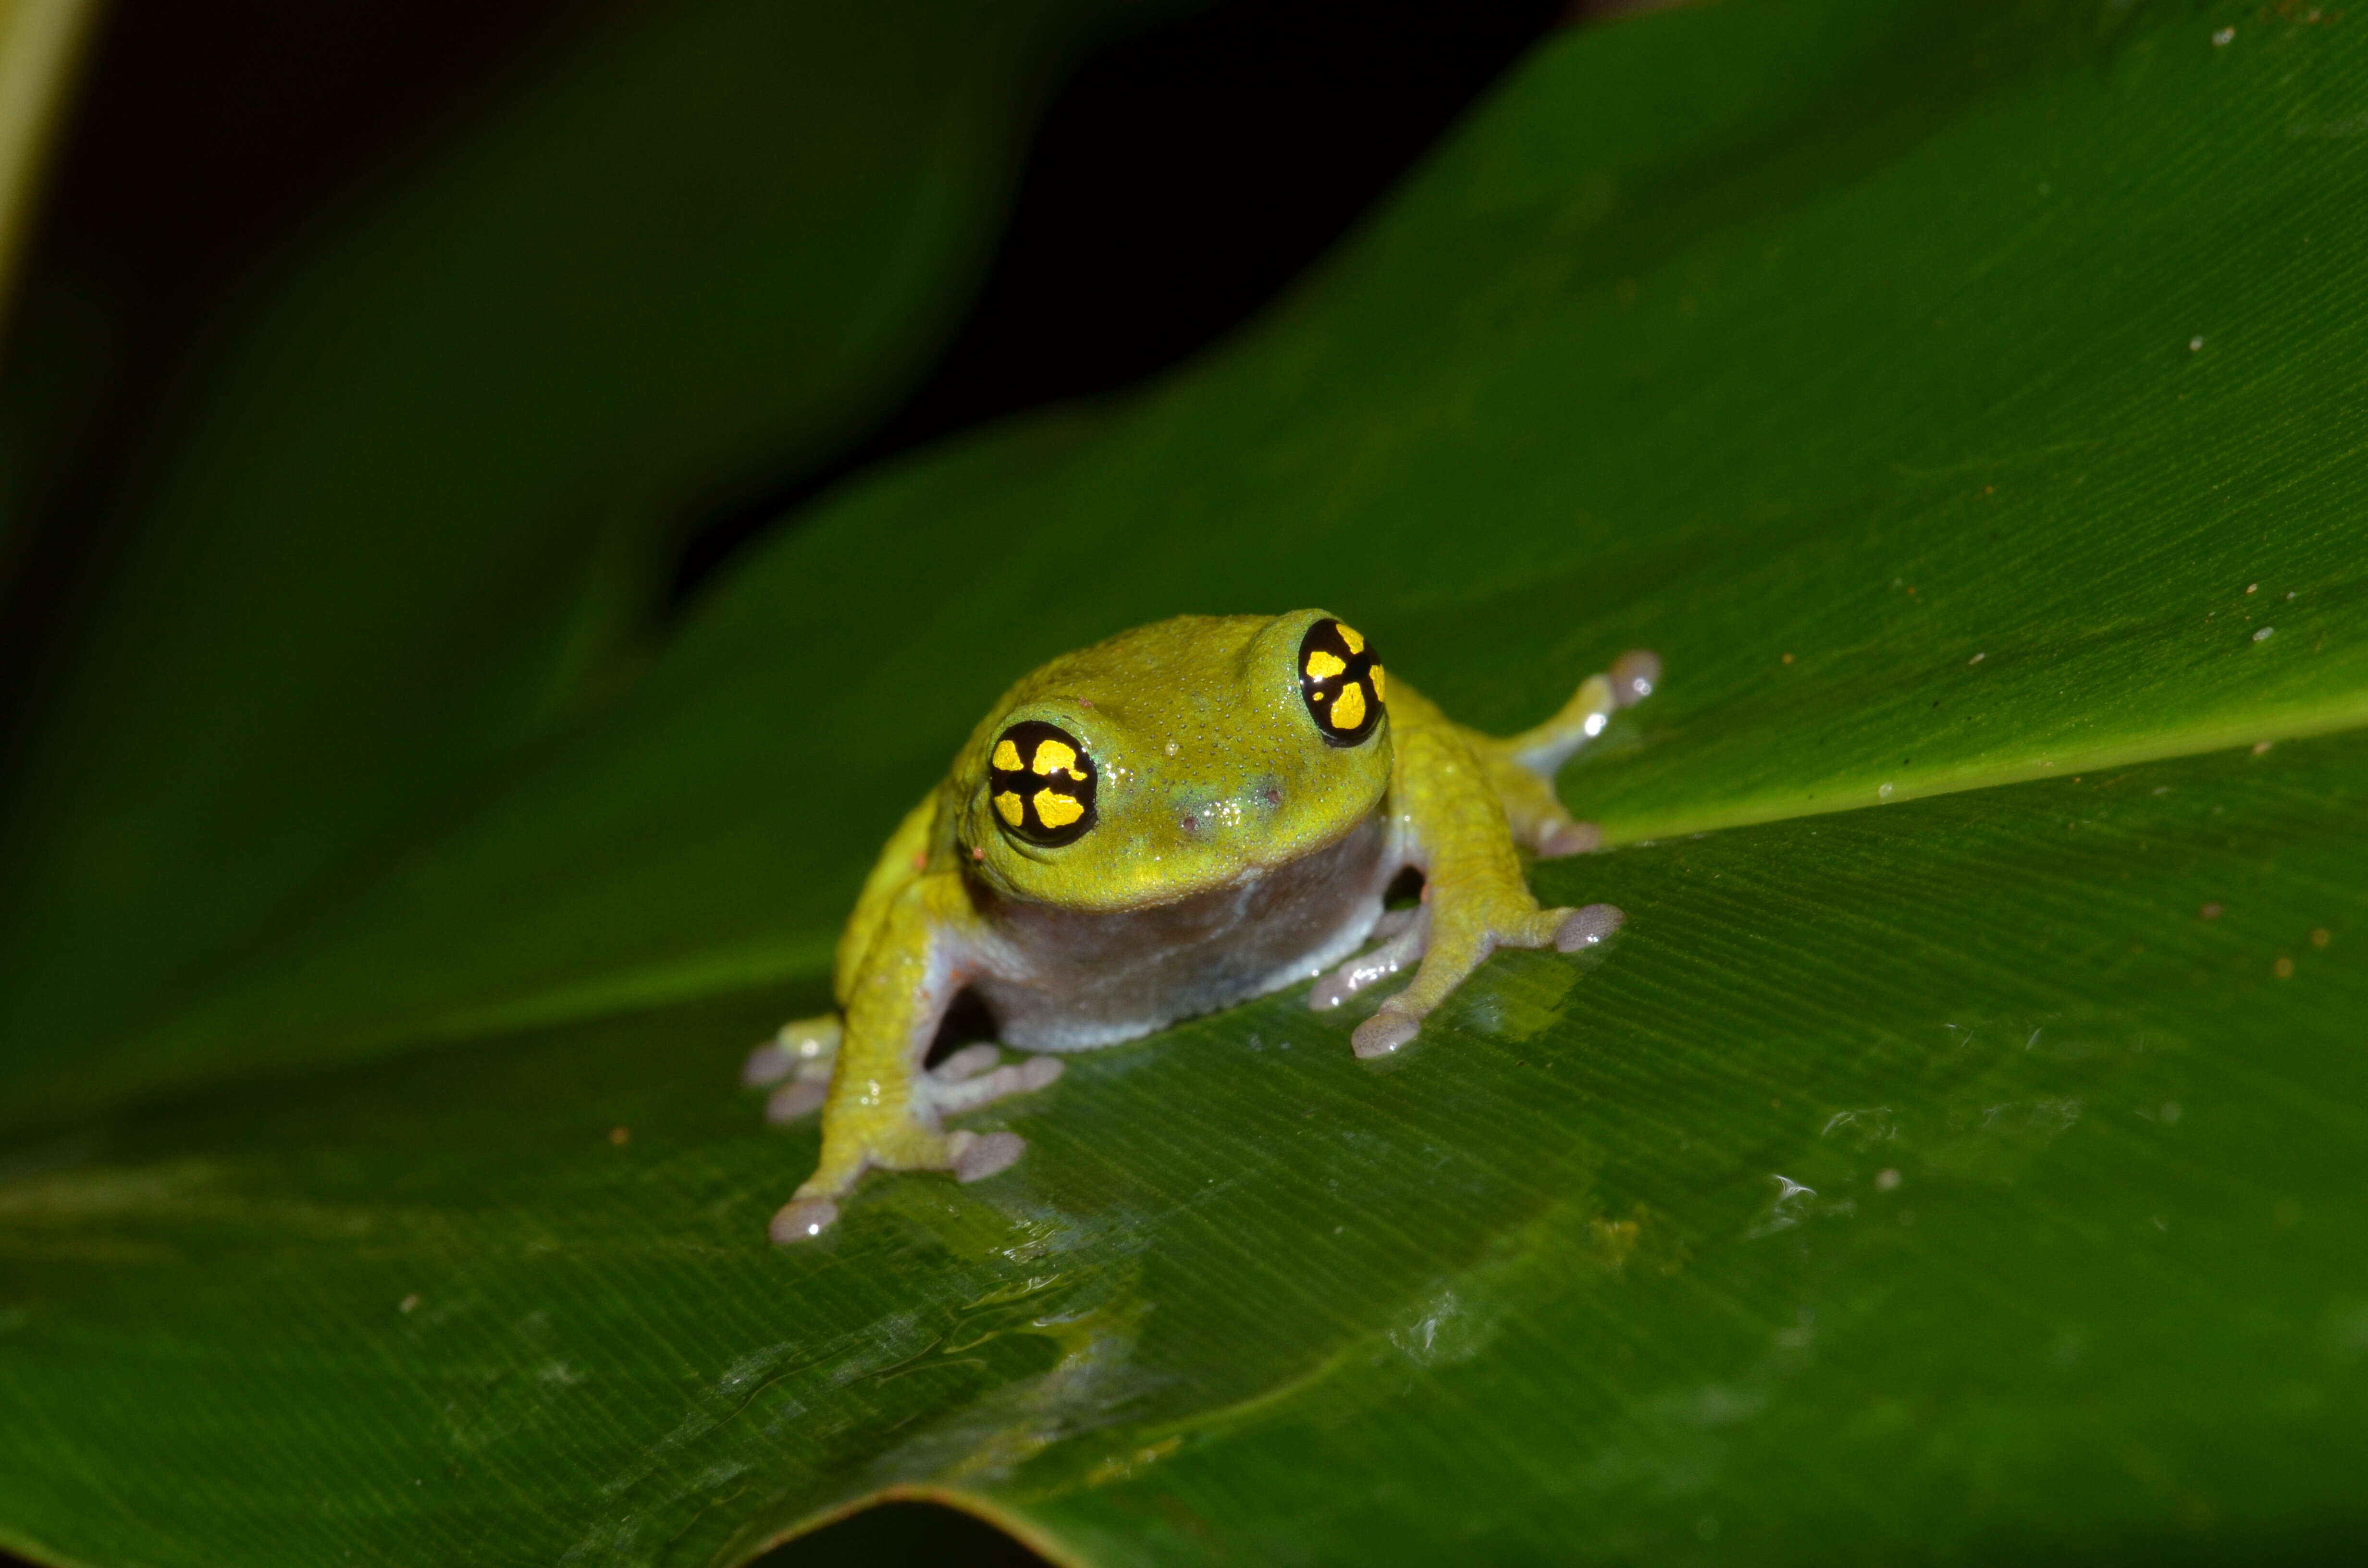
left=3, top=737, right=2361, bottom=1567
left=5, top=0, right=2368, bottom=1563
left=0, top=0, right=1151, bottom=1103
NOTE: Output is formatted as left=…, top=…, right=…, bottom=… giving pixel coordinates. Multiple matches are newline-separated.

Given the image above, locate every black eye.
left=988, top=720, right=1098, bottom=846
left=1298, top=618, right=1384, bottom=746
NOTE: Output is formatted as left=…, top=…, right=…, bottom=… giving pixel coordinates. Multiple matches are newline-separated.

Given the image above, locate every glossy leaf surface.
left=2, top=736, right=2362, bottom=1567
left=3, top=0, right=2367, bottom=1564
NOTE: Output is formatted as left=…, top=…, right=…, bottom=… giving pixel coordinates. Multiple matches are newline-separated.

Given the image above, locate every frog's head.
left=954, top=609, right=1392, bottom=911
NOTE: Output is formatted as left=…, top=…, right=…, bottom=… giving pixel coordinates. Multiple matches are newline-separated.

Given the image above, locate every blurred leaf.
left=4, top=0, right=2368, bottom=1564
left=0, top=0, right=101, bottom=313
left=0, top=0, right=1156, bottom=1101
left=0, top=0, right=108, bottom=585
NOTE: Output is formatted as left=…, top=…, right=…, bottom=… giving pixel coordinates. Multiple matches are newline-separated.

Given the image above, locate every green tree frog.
left=744, top=610, right=1657, bottom=1241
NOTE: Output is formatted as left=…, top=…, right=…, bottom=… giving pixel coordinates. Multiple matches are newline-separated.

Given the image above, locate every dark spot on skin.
left=1182, top=813, right=1199, bottom=834
left=1263, top=786, right=1283, bottom=808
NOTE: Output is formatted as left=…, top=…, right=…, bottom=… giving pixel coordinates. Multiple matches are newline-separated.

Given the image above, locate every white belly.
left=970, top=817, right=1394, bottom=1051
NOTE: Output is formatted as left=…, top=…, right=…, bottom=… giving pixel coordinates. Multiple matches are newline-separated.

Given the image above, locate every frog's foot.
left=746, top=1015, right=843, bottom=1124
left=767, top=1050, right=1060, bottom=1244
left=768, top=1122, right=1028, bottom=1243
left=1349, top=900, right=1624, bottom=1058
left=1309, top=904, right=1431, bottom=1010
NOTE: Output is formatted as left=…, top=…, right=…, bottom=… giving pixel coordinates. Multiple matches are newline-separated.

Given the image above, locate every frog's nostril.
left=1262, top=785, right=1283, bottom=808
left=1181, top=812, right=1199, bottom=834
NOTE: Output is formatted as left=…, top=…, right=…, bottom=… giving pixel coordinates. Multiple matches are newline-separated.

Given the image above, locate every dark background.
left=0, top=0, right=1580, bottom=1560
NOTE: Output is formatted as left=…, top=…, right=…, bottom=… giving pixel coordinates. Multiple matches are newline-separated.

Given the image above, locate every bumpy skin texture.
left=748, top=610, right=1655, bottom=1242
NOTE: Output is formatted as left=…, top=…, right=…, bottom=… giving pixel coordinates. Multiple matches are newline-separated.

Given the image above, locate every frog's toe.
left=931, top=1042, right=1002, bottom=1082
left=744, top=1014, right=841, bottom=1087
left=1352, top=1009, right=1421, bottom=1058
left=1610, top=649, right=1661, bottom=707
left=744, top=1042, right=795, bottom=1087
left=1309, top=905, right=1431, bottom=1010
left=950, top=1130, right=1027, bottom=1183
left=764, top=1078, right=830, bottom=1124
left=1553, top=902, right=1626, bottom=952
left=1535, top=818, right=1603, bottom=858
left=769, top=1195, right=841, bottom=1244
left=928, top=1051, right=1063, bottom=1116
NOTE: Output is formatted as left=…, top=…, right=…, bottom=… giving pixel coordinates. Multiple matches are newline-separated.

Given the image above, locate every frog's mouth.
left=975, top=799, right=1388, bottom=917
left=984, top=809, right=1393, bottom=925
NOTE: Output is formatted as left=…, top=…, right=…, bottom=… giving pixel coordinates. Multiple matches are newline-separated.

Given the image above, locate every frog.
left=743, top=610, right=1658, bottom=1242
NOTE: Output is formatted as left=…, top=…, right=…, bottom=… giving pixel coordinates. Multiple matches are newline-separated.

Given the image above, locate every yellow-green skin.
left=755, top=609, right=1654, bottom=1242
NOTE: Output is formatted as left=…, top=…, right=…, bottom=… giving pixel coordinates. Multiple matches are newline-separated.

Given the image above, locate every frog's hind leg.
left=1479, top=650, right=1660, bottom=858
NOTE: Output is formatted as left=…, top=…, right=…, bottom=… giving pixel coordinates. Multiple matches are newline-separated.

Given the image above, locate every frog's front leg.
left=1348, top=720, right=1623, bottom=1059
left=1480, top=649, right=1661, bottom=858
left=768, top=874, right=1058, bottom=1243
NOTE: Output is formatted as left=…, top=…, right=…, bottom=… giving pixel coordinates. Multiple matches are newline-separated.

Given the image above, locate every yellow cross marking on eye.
left=1032, top=738, right=1079, bottom=777
left=1305, top=649, right=1347, bottom=681
left=1369, top=664, right=1386, bottom=702
left=994, top=791, right=1025, bottom=827
left=994, top=738, right=1023, bottom=772
left=1332, top=681, right=1367, bottom=731
left=1337, top=623, right=1365, bottom=655
left=1034, top=788, right=1085, bottom=829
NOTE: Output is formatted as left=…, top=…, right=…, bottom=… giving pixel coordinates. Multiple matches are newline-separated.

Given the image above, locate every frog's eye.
left=987, top=720, right=1099, bottom=846
left=1298, top=617, right=1384, bottom=747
